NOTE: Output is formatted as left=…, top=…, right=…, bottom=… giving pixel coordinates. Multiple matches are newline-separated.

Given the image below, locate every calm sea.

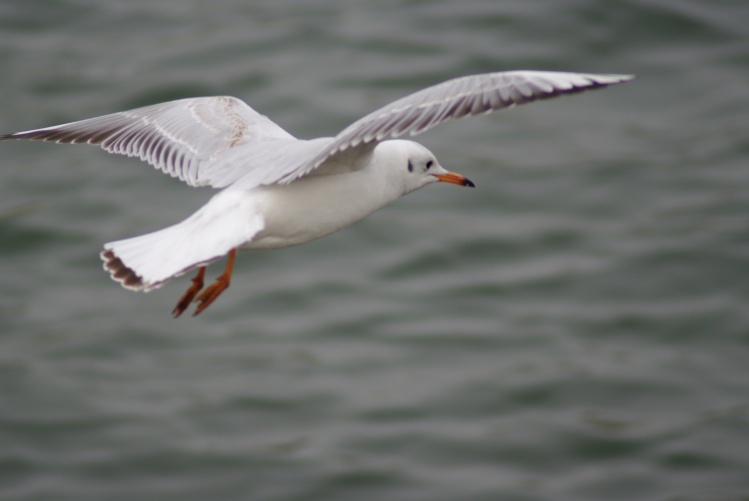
left=1, top=1, right=748, bottom=500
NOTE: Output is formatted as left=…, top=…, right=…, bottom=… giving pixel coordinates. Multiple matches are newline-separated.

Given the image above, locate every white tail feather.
left=100, top=190, right=264, bottom=291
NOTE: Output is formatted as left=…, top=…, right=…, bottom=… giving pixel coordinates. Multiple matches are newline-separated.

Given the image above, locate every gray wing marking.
left=278, top=71, right=634, bottom=184
left=2, top=71, right=633, bottom=190
left=1, top=96, right=295, bottom=188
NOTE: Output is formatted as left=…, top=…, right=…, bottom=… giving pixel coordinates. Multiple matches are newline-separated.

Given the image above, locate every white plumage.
left=1, top=70, right=633, bottom=315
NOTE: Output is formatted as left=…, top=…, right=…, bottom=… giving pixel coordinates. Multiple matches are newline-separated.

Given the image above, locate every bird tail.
left=101, top=223, right=214, bottom=292
left=100, top=190, right=265, bottom=291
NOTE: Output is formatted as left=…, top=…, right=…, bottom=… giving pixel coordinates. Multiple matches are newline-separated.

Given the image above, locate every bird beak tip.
left=434, top=171, right=475, bottom=188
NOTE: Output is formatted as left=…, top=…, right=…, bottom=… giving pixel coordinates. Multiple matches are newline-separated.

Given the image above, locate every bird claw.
left=193, top=277, right=230, bottom=316
left=171, top=249, right=236, bottom=318
left=172, top=268, right=205, bottom=318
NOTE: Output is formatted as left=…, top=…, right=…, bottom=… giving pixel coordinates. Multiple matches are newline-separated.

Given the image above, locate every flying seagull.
left=1, top=70, right=633, bottom=317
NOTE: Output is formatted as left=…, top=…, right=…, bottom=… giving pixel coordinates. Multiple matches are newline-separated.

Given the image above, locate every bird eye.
left=407, top=160, right=414, bottom=172
left=426, top=160, right=433, bottom=169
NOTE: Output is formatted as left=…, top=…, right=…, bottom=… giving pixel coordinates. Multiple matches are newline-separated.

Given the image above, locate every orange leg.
left=172, top=267, right=206, bottom=318
left=193, top=248, right=237, bottom=316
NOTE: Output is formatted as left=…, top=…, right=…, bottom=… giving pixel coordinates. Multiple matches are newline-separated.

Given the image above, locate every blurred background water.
left=1, top=0, right=748, bottom=500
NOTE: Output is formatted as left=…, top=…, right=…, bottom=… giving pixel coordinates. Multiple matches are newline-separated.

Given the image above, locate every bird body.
left=247, top=141, right=405, bottom=250
left=1, top=70, right=633, bottom=316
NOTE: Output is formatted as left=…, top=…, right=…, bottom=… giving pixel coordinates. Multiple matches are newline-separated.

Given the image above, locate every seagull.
left=1, top=70, right=633, bottom=317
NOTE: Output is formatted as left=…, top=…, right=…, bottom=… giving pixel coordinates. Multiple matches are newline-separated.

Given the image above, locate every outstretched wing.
left=274, top=71, right=634, bottom=184
left=2, top=71, right=633, bottom=191
left=0, top=96, right=295, bottom=188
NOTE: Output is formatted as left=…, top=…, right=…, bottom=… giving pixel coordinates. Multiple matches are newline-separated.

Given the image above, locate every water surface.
left=1, top=1, right=748, bottom=500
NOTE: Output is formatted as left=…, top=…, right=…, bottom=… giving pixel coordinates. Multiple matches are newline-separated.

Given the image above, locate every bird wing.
left=2, top=71, right=633, bottom=191
left=0, top=96, right=296, bottom=188
left=271, top=71, right=634, bottom=185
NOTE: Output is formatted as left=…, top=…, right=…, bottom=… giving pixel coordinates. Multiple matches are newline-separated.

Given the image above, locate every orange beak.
left=433, top=171, right=475, bottom=188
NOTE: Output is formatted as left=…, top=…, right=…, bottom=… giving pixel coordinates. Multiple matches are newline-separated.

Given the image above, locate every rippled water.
left=1, top=1, right=749, bottom=500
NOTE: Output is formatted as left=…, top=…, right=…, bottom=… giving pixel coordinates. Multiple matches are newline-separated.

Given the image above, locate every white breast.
left=244, top=167, right=401, bottom=250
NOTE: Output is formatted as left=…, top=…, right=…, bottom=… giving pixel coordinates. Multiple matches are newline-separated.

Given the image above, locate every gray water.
left=1, top=1, right=749, bottom=500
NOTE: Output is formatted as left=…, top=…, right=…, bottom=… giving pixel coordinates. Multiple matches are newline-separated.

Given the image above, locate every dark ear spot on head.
left=407, top=160, right=413, bottom=172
